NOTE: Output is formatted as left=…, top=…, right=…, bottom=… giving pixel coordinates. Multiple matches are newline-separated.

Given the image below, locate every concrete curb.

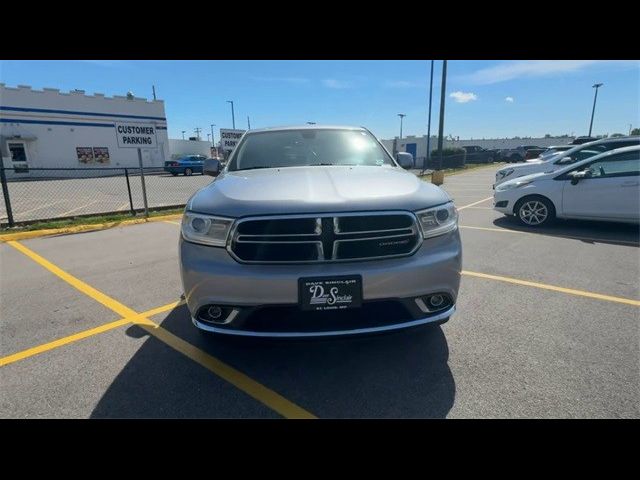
left=0, top=213, right=183, bottom=242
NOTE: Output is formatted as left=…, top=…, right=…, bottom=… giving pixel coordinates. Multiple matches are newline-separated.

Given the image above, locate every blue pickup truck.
left=164, top=155, right=208, bottom=176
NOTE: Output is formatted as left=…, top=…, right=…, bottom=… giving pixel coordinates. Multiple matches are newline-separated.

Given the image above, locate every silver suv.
left=179, top=126, right=462, bottom=337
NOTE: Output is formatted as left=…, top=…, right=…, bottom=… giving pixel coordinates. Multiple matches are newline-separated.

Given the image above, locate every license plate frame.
left=298, top=275, right=363, bottom=311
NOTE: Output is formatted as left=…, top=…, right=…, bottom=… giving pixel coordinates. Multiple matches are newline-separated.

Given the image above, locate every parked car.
left=494, top=137, right=640, bottom=188
left=164, top=155, right=208, bottom=176
left=523, top=148, right=547, bottom=160
left=500, top=145, right=543, bottom=162
left=571, top=136, right=598, bottom=145
left=494, top=145, right=640, bottom=226
left=179, top=125, right=461, bottom=337
left=536, top=145, right=573, bottom=162
left=461, top=145, right=497, bottom=163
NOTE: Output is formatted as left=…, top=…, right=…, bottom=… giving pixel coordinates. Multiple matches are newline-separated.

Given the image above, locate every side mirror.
left=396, top=152, right=414, bottom=169
left=569, top=170, right=589, bottom=185
left=204, top=158, right=221, bottom=177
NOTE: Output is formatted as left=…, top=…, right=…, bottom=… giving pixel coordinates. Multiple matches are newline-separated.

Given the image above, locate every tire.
left=184, top=168, right=193, bottom=176
left=514, top=196, right=555, bottom=227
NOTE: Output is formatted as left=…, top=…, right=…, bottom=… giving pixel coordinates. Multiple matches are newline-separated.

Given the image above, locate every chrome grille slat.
left=228, top=211, right=421, bottom=264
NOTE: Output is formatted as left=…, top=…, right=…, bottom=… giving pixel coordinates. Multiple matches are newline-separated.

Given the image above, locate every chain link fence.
left=0, top=166, right=213, bottom=226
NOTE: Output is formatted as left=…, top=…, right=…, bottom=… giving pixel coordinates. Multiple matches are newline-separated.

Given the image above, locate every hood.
left=188, top=165, right=451, bottom=217
left=498, top=171, right=549, bottom=188
left=500, top=160, right=547, bottom=171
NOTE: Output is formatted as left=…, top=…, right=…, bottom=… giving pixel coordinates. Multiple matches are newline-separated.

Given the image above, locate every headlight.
left=495, top=179, right=532, bottom=192
left=416, top=202, right=458, bottom=239
left=181, top=212, right=234, bottom=247
left=497, top=168, right=514, bottom=179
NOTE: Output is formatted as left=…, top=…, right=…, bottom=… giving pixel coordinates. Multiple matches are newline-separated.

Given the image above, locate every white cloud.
left=323, top=78, right=352, bottom=89
left=385, top=80, right=423, bottom=88
left=505, top=96, right=514, bottom=103
left=463, top=60, right=637, bottom=84
left=450, top=91, right=478, bottom=103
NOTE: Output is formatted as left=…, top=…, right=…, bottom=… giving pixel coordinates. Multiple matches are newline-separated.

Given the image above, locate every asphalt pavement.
left=1, top=164, right=638, bottom=418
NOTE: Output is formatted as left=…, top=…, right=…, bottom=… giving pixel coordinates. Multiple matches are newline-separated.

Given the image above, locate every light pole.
left=181, top=130, right=185, bottom=140
left=207, top=133, right=211, bottom=143
left=247, top=116, right=251, bottom=130
left=227, top=100, right=235, bottom=129
left=424, top=60, right=435, bottom=174
left=588, top=83, right=603, bottom=137
left=398, top=113, right=406, bottom=140
left=210, top=124, right=216, bottom=148
left=436, top=60, right=448, bottom=174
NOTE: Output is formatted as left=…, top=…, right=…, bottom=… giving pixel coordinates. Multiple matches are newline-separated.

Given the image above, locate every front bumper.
left=179, top=230, right=462, bottom=337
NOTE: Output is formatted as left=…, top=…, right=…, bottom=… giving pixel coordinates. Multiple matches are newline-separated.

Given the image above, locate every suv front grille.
left=229, top=212, right=421, bottom=263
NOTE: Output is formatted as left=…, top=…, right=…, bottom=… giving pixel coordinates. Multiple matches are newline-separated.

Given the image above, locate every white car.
left=494, top=137, right=640, bottom=188
left=494, top=146, right=640, bottom=227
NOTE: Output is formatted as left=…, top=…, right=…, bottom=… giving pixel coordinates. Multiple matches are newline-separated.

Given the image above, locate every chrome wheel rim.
left=519, top=201, right=548, bottom=225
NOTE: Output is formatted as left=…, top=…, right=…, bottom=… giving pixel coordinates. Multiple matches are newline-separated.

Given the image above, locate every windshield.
left=228, top=129, right=394, bottom=171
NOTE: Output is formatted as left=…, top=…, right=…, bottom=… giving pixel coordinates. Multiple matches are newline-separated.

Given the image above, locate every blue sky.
left=1, top=60, right=638, bottom=140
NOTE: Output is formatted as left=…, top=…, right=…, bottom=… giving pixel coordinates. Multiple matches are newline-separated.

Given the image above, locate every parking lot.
left=1, top=165, right=638, bottom=418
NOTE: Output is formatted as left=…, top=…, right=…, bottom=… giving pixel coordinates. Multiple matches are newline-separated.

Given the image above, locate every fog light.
left=207, top=305, right=223, bottom=319
left=429, top=295, right=445, bottom=307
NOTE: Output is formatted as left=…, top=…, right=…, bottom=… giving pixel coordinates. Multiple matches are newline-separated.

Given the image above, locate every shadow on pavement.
left=493, top=216, right=639, bottom=247
left=91, top=303, right=455, bottom=418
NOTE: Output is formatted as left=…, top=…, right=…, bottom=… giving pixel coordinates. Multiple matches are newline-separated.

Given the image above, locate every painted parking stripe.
left=462, top=270, right=640, bottom=307
left=0, top=301, right=180, bottom=367
left=6, top=240, right=316, bottom=419
left=459, top=225, right=639, bottom=247
left=457, top=197, right=493, bottom=210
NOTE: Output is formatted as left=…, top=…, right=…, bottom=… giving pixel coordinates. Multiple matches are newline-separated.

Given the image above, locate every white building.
left=0, top=83, right=169, bottom=178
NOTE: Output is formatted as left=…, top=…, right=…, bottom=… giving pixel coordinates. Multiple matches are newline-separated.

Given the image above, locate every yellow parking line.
left=0, top=318, right=131, bottom=367
left=6, top=240, right=316, bottom=419
left=0, top=302, right=182, bottom=368
left=135, top=321, right=315, bottom=419
left=458, top=197, right=493, bottom=210
left=459, top=225, right=640, bottom=247
left=8, top=240, right=138, bottom=319
left=462, top=270, right=640, bottom=307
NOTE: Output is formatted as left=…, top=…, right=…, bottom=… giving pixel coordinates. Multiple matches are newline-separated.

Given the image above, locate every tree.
left=631, top=128, right=640, bottom=136
left=544, top=133, right=551, bottom=138
left=610, top=133, right=625, bottom=138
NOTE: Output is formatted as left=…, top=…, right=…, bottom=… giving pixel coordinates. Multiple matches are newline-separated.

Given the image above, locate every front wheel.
left=184, top=168, right=193, bottom=176
left=515, top=196, right=555, bottom=227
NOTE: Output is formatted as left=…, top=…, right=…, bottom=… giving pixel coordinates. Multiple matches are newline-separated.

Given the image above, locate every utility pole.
left=436, top=60, right=448, bottom=175
left=152, top=85, right=157, bottom=101
left=247, top=116, right=251, bottom=130
left=194, top=127, right=202, bottom=140
left=181, top=130, right=185, bottom=140
left=227, top=100, right=235, bottom=129
left=588, top=83, right=603, bottom=137
left=629, top=124, right=633, bottom=136
left=424, top=60, right=435, bottom=174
